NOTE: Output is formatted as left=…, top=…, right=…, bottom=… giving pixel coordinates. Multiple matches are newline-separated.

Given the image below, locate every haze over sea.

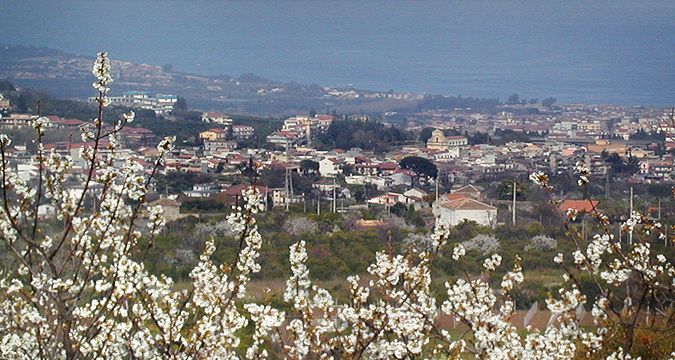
left=2, top=1, right=674, bottom=106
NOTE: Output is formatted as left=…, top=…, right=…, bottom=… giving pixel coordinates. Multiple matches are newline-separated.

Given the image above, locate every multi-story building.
left=89, top=91, right=177, bottom=115
left=282, top=114, right=334, bottom=133
left=201, top=112, right=233, bottom=125
left=266, top=131, right=302, bottom=147
left=199, top=128, right=228, bottom=141
left=447, top=135, right=468, bottom=147
left=0, top=113, right=33, bottom=128
left=232, top=125, right=254, bottom=139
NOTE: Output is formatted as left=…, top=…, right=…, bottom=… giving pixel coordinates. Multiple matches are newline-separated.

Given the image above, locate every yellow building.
left=199, top=128, right=228, bottom=141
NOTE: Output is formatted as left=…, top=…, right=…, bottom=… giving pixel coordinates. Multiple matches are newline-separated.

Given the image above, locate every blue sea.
left=1, top=0, right=674, bottom=106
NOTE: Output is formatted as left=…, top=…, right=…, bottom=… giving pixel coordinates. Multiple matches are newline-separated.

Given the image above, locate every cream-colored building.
left=426, top=129, right=448, bottom=150
left=432, top=195, right=497, bottom=228
left=199, top=128, right=227, bottom=141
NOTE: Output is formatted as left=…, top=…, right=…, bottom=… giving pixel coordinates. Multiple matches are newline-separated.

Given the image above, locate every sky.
left=1, top=0, right=674, bottom=105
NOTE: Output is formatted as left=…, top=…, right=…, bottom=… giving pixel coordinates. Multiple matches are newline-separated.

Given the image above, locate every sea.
left=1, top=0, right=674, bottom=106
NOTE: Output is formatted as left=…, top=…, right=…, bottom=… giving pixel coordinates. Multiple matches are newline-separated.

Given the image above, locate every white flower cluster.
left=31, top=116, right=52, bottom=136
left=452, top=243, right=466, bottom=260
left=462, top=233, right=500, bottom=255
left=92, top=51, right=112, bottom=93
left=0, top=52, right=671, bottom=359
left=574, top=161, right=590, bottom=186
left=529, top=170, right=549, bottom=188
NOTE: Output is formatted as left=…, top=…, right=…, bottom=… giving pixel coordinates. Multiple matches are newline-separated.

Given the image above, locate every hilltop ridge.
left=0, top=44, right=508, bottom=116
left=0, top=44, right=441, bottom=116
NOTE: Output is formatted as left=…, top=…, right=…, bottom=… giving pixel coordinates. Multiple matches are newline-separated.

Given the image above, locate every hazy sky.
left=2, top=1, right=674, bottom=105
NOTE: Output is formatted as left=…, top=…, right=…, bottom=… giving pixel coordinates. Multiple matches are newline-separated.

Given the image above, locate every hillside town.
left=1, top=86, right=673, bottom=230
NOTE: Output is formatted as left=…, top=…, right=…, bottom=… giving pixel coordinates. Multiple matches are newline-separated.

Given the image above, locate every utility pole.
left=290, top=168, right=294, bottom=206
left=658, top=199, right=661, bottom=220
left=665, top=225, right=668, bottom=247
left=435, top=171, right=439, bottom=201
left=264, top=187, right=268, bottom=211
left=581, top=219, right=586, bottom=242
left=332, top=178, right=337, bottom=213
left=629, top=186, right=634, bottom=245
left=285, top=167, right=290, bottom=212
left=316, top=192, right=321, bottom=216
left=512, top=181, right=517, bottom=225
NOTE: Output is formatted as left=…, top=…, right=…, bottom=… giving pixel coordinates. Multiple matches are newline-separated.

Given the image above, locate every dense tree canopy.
left=315, top=119, right=407, bottom=153
left=417, top=94, right=500, bottom=112
left=602, top=152, right=640, bottom=175
left=629, top=129, right=665, bottom=142
left=399, top=156, right=438, bottom=179
left=299, top=159, right=319, bottom=174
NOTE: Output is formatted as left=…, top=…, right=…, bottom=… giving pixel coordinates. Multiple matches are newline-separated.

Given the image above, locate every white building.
left=201, top=112, right=233, bottom=125
left=183, top=183, right=220, bottom=198
left=447, top=135, right=468, bottom=147
left=432, top=196, right=497, bottom=228
left=388, top=171, right=413, bottom=187
left=89, top=91, right=177, bottom=115
left=434, top=148, right=461, bottom=161
left=17, top=163, right=38, bottom=182
left=319, top=158, right=341, bottom=177
left=232, top=125, right=255, bottom=139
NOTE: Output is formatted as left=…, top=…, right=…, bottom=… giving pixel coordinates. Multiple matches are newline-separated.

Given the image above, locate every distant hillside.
left=0, top=44, right=500, bottom=116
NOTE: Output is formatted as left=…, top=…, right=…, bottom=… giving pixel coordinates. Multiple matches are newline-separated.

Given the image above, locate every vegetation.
left=399, top=156, right=438, bottom=179
left=154, top=171, right=215, bottom=194
left=0, top=52, right=673, bottom=360
left=417, top=94, right=500, bottom=112
left=315, top=119, right=408, bottom=153
left=629, top=128, right=666, bottom=142
left=601, top=151, right=640, bottom=175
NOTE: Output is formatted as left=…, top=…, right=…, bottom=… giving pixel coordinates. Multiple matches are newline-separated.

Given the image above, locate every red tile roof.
left=377, top=162, right=399, bottom=170
left=53, top=118, right=85, bottom=127
left=558, top=200, right=599, bottom=213
left=440, top=197, right=496, bottom=211
left=445, top=193, right=467, bottom=201
left=224, top=184, right=270, bottom=196
left=123, top=127, right=154, bottom=134
left=452, top=185, right=482, bottom=194
left=206, top=128, right=227, bottom=133
left=204, top=112, right=226, bottom=117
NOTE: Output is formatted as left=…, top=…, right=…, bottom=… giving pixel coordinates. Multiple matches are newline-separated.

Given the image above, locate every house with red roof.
left=432, top=195, right=497, bottom=228
left=377, top=161, right=399, bottom=176
left=52, top=118, right=86, bottom=128
left=558, top=199, right=599, bottom=214
left=218, top=184, right=271, bottom=206
left=122, top=127, right=155, bottom=146
left=266, top=130, right=303, bottom=147
left=451, top=184, right=484, bottom=200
